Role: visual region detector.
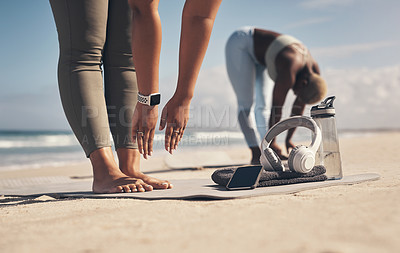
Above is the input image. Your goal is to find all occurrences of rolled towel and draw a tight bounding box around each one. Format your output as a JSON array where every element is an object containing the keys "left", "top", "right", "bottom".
[{"left": 211, "top": 165, "right": 327, "bottom": 187}]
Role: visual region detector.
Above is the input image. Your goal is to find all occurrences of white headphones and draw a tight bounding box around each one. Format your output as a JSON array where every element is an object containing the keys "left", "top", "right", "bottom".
[{"left": 260, "top": 116, "right": 322, "bottom": 173}]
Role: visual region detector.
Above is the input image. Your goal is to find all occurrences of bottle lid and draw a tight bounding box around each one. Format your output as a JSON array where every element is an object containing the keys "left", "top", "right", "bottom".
[{"left": 311, "top": 96, "right": 336, "bottom": 117}]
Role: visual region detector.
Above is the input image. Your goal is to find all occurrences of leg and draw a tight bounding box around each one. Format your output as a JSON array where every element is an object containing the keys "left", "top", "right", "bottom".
[
  {"left": 225, "top": 29, "right": 260, "bottom": 163},
  {"left": 252, "top": 65, "right": 273, "bottom": 164},
  {"left": 50, "top": 0, "right": 152, "bottom": 193},
  {"left": 104, "top": 0, "right": 171, "bottom": 189},
  {"left": 50, "top": 0, "right": 111, "bottom": 156},
  {"left": 254, "top": 64, "right": 273, "bottom": 143}
]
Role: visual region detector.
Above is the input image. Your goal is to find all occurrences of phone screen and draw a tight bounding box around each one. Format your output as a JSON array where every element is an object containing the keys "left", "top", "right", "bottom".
[{"left": 226, "top": 165, "right": 263, "bottom": 190}]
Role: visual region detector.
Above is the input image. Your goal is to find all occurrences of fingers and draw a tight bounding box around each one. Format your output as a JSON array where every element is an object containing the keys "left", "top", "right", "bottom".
[
  {"left": 177, "top": 127, "right": 185, "bottom": 147},
  {"left": 131, "top": 115, "right": 139, "bottom": 145},
  {"left": 165, "top": 125, "right": 185, "bottom": 154},
  {"left": 173, "top": 128, "right": 185, "bottom": 150},
  {"left": 136, "top": 129, "right": 144, "bottom": 156},
  {"left": 147, "top": 128, "right": 155, "bottom": 156},
  {"left": 170, "top": 129, "right": 179, "bottom": 153},
  {"left": 136, "top": 128, "right": 155, "bottom": 159},
  {"left": 164, "top": 125, "right": 173, "bottom": 153},
  {"left": 142, "top": 128, "right": 154, "bottom": 159},
  {"left": 142, "top": 130, "right": 149, "bottom": 159},
  {"left": 131, "top": 103, "right": 158, "bottom": 159},
  {"left": 159, "top": 107, "right": 167, "bottom": 130},
  {"left": 159, "top": 103, "right": 188, "bottom": 154}
]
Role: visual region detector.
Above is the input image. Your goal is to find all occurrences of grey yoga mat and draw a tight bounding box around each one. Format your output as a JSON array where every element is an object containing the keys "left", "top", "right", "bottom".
[
  {"left": 212, "top": 165, "right": 328, "bottom": 187},
  {"left": 0, "top": 173, "right": 380, "bottom": 200}
]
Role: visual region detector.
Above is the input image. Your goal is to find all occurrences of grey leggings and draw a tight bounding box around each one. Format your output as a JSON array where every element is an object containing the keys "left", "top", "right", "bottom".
[{"left": 50, "top": 0, "right": 138, "bottom": 157}]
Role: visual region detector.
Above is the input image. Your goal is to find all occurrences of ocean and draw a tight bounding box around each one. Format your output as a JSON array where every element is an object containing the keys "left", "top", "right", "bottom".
[
  {"left": 0, "top": 129, "right": 247, "bottom": 171},
  {"left": 0, "top": 128, "right": 386, "bottom": 171}
]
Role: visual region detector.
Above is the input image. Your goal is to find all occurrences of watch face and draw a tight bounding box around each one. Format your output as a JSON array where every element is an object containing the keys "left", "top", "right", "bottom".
[{"left": 150, "top": 94, "right": 161, "bottom": 105}]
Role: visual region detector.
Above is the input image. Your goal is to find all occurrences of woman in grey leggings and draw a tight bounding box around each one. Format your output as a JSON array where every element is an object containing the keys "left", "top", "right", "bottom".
[{"left": 50, "top": 0, "right": 221, "bottom": 193}]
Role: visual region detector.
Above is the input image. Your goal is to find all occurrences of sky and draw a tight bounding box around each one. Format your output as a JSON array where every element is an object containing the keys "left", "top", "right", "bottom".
[{"left": 0, "top": 0, "right": 399, "bottom": 131}]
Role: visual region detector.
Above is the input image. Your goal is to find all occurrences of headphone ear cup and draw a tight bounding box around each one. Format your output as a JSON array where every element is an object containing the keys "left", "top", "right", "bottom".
[
  {"left": 288, "top": 145, "right": 315, "bottom": 173},
  {"left": 261, "top": 148, "right": 284, "bottom": 171},
  {"left": 288, "top": 145, "right": 304, "bottom": 172}
]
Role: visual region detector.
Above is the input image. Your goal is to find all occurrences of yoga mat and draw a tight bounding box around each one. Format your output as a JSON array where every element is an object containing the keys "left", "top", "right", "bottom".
[
  {"left": 164, "top": 150, "right": 247, "bottom": 169},
  {"left": 0, "top": 173, "right": 380, "bottom": 200}
]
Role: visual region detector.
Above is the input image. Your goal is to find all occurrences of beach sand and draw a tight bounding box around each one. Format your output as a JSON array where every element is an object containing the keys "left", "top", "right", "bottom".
[{"left": 1, "top": 132, "right": 399, "bottom": 253}]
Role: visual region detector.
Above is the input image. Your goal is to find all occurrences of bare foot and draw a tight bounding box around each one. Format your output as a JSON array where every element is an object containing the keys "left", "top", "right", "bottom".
[
  {"left": 92, "top": 171, "right": 154, "bottom": 194},
  {"left": 125, "top": 171, "right": 173, "bottom": 190},
  {"left": 117, "top": 148, "right": 173, "bottom": 189},
  {"left": 90, "top": 147, "right": 153, "bottom": 193}
]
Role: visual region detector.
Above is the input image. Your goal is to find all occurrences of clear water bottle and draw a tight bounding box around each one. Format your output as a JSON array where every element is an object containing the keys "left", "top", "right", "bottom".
[{"left": 311, "top": 96, "right": 343, "bottom": 180}]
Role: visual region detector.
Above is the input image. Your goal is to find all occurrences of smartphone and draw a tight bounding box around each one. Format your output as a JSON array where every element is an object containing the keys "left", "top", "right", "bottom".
[{"left": 226, "top": 165, "right": 263, "bottom": 190}]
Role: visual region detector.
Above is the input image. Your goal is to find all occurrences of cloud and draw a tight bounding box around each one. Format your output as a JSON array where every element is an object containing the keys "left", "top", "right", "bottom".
[
  {"left": 182, "top": 64, "right": 400, "bottom": 130},
  {"left": 311, "top": 40, "right": 399, "bottom": 59},
  {"left": 172, "top": 65, "right": 241, "bottom": 130},
  {"left": 300, "top": 0, "right": 357, "bottom": 9},
  {"left": 2, "top": 64, "right": 399, "bottom": 131},
  {"left": 283, "top": 17, "right": 332, "bottom": 30},
  {"left": 323, "top": 65, "right": 400, "bottom": 129}
]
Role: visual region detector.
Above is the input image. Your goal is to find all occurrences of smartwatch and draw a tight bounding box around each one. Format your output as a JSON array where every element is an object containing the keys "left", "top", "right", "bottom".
[{"left": 137, "top": 93, "right": 161, "bottom": 106}]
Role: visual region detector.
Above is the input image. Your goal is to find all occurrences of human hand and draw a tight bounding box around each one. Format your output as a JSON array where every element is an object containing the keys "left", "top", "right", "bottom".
[
  {"left": 270, "top": 141, "right": 288, "bottom": 160},
  {"left": 132, "top": 103, "right": 158, "bottom": 159},
  {"left": 159, "top": 97, "right": 190, "bottom": 154},
  {"left": 285, "top": 140, "right": 296, "bottom": 155}
]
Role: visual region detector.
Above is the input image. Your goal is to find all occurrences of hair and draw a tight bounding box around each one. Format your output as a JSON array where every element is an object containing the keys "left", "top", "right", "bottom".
[{"left": 297, "top": 73, "right": 327, "bottom": 104}]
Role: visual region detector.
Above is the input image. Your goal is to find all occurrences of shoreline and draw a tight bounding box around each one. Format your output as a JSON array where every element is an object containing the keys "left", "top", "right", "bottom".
[{"left": 1, "top": 129, "right": 398, "bottom": 173}]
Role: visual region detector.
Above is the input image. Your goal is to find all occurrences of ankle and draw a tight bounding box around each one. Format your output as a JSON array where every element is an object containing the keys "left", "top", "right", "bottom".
[
  {"left": 117, "top": 148, "right": 141, "bottom": 175},
  {"left": 90, "top": 147, "right": 120, "bottom": 180}
]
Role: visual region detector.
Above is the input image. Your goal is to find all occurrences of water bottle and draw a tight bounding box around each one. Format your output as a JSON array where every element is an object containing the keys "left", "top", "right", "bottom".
[{"left": 311, "top": 96, "right": 343, "bottom": 180}]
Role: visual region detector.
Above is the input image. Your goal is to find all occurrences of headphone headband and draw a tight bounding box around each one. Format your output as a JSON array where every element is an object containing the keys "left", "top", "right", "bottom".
[{"left": 261, "top": 116, "right": 321, "bottom": 153}]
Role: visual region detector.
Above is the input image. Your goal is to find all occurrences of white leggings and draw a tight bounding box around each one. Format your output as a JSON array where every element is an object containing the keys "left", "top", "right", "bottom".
[{"left": 225, "top": 27, "right": 273, "bottom": 147}]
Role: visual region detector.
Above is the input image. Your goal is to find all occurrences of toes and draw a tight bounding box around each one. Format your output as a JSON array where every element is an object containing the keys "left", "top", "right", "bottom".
[
  {"left": 96, "top": 178, "right": 157, "bottom": 194},
  {"left": 161, "top": 182, "right": 170, "bottom": 189},
  {"left": 145, "top": 184, "right": 153, "bottom": 191},
  {"left": 122, "top": 185, "right": 131, "bottom": 193},
  {"left": 109, "top": 185, "right": 124, "bottom": 193},
  {"left": 128, "top": 184, "right": 137, "bottom": 192},
  {"left": 136, "top": 183, "right": 145, "bottom": 192},
  {"left": 149, "top": 181, "right": 170, "bottom": 189},
  {"left": 162, "top": 182, "right": 173, "bottom": 189}
]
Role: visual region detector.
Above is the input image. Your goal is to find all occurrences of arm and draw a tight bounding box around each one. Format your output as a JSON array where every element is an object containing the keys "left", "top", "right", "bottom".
[
  {"left": 268, "top": 69, "right": 294, "bottom": 160},
  {"left": 159, "top": 0, "right": 222, "bottom": 153},
  {"left": 285, "top": 96, "right": 306, "bottom": 153},
  {"left": 129, "top": 0, "right": 161, "bottom": 159}
]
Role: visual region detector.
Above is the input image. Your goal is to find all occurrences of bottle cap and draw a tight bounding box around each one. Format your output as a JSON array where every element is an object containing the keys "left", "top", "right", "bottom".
[{"left": 311, "top": 96, "right": 336, "bottom": 117}]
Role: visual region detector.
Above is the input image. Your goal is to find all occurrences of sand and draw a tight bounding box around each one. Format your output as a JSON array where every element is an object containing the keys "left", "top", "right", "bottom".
[{"left": 1, "top": 132, "right": 399, "bottom": 253}]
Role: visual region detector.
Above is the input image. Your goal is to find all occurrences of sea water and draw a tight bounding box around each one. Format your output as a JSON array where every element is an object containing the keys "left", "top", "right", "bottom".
[
  {"left": 0, "top": 130, "right": 247, "bottom": 171},
  {"left": 0, "top": 128, "right": 381, "bottom": 172}
]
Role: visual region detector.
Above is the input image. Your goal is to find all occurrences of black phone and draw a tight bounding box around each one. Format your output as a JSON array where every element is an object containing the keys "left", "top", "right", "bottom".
[{"left": 226, "top": 165, "right": 263, "bottom": 190}]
